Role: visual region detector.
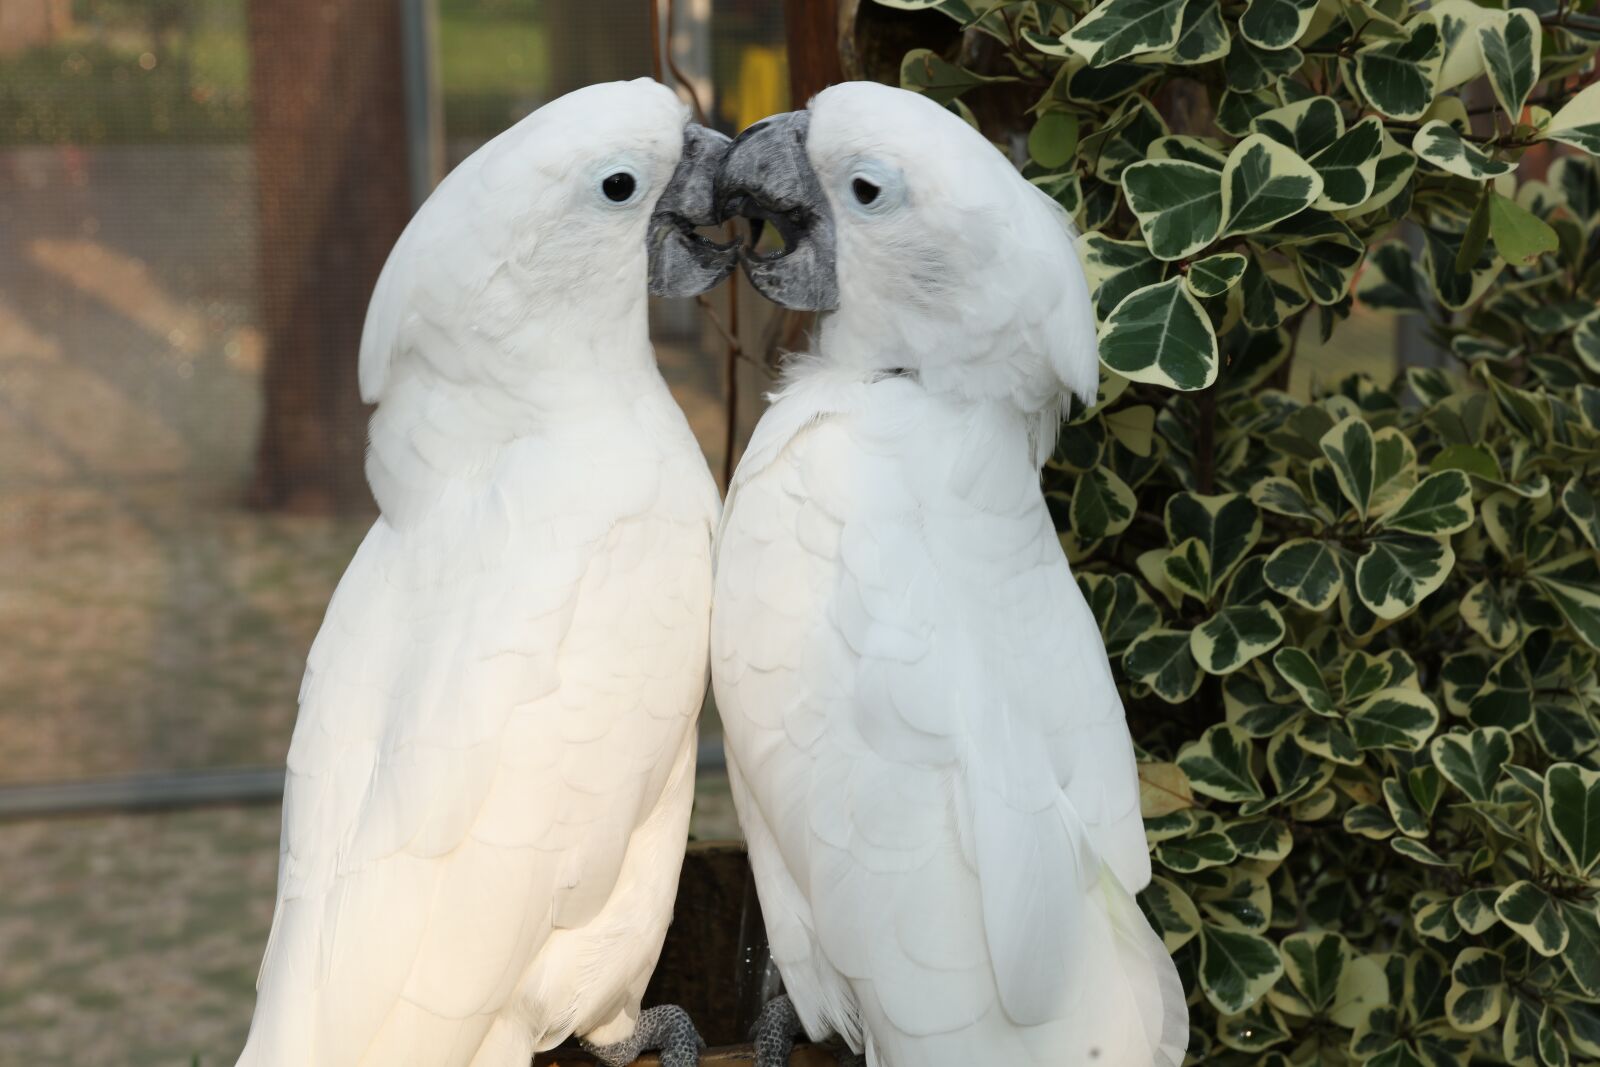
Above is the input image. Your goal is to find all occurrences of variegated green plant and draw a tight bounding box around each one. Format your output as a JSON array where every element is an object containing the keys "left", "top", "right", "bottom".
[{"left": 870, "top": 0, "right": 1600, "bottom": 1063}]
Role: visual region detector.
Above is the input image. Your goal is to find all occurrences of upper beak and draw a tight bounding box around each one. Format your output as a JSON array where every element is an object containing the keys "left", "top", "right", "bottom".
[
  {"left": 714, "top": 111, "right": 839, "bottom": 312},
  {"left": 648, "top": 123, "right": 739, "bottom": 298}
]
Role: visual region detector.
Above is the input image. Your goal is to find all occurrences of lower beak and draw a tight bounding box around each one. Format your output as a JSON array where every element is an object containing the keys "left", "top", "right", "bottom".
[
  {"left": 648, "top": 123, "right": 739, "bottom": 298},
  {"left": 713, "top": 111, "right": 839, "bottom": 312}
]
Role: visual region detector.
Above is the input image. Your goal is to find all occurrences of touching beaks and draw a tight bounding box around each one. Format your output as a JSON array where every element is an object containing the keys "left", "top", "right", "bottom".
[
  {"left": 714, "top": 111, "right": 839, "bottom": 312},
  {"left": 648, "top": 123, "right": 740, "bottom": 299}
]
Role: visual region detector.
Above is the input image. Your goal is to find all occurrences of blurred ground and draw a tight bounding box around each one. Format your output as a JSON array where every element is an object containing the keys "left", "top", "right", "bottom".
[{"left": 0, "top": 789, "right": 742, "bottom": 1067}]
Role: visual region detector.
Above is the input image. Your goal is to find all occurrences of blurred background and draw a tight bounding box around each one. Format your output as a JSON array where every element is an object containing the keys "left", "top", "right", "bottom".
[{"left": 0, "top": 1, "right": 1397, "bottom": 1063}]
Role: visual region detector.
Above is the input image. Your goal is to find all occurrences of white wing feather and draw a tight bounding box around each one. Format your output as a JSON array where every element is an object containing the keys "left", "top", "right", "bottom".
[
  {"left": 241, "top": 393, "right": 715, "bottom": 1067},
  {"left": 714, "top": 371, "right": 1185, "bottom": 1067}
]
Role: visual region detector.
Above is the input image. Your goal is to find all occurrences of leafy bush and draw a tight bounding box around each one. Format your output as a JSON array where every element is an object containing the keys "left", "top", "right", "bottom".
[{"left": 867, "top": 0, "right": 1600, "bottom": 1062}]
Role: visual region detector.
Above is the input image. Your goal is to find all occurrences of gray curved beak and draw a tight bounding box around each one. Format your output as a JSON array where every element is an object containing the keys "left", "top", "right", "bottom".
[
  {"left": 714, "top": 111, "right": 839, "bottom": 312},
  {"left": 648, "top": 123, "right": 739, "bottom": 298}
]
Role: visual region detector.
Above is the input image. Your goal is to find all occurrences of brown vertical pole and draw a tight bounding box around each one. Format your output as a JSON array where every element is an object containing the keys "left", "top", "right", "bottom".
[
  {"left": 245, "top": 0, "right": 412, "bottom": 514},
  {"left": 784, "top": 0, "right": 844, "bottom": 105}
]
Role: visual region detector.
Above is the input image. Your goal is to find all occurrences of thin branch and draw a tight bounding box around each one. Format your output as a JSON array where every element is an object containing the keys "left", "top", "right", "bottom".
[
  {"left": 663, "top": 0, "right": 708, "bottom": 124},
  {"left": 655, "top": 0, "right": 740, "bottom": 490},
  {"left": 648, "top": 0, "right": 662, "bottom": 82}
]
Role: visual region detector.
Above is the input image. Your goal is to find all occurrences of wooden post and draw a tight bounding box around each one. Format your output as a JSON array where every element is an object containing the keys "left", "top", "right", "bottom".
[
  {"left": 244, "top": 0, "right": 413, "bottom": 513},
  {"left": 784, "top": 0, "right": 844, "bottom": 104}
]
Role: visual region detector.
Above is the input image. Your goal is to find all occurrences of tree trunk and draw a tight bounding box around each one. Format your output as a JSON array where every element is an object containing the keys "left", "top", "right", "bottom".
[
  {"left": 245, "top": 0, "right": 412, "bottom": 514},
  {"left": 784, "top": 0, "right": 844, "bottom": 103}
]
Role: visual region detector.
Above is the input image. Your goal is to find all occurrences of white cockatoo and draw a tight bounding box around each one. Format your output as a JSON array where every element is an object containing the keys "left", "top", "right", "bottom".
[
  {"left": 709, "top": 82, "right": 1189, "bottom": 1067},
  {"left": 236, "top": 79, "right": 737, "bottom": 1067}
]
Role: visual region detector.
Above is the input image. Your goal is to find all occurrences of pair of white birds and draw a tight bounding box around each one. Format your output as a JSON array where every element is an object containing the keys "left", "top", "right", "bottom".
[{"left": 236, "top": 78, "right": 1188, "bottom": 1067}]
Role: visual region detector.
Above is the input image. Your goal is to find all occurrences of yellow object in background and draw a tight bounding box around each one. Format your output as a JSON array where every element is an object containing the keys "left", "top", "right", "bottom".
[{"left": 727, "top": 44, "right": 788, "bottom": 134}]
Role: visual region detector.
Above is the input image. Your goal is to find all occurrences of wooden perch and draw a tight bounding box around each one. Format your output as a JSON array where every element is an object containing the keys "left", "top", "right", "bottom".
[{"left": 535, "top": 1044, "right": 842, "bottom": 1065}]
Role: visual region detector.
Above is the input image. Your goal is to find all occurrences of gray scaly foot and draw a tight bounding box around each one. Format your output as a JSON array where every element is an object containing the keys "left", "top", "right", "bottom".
[
  {"left": 750, "top": 994, "right": 805, "bottom": 1067},
  {"left": 581, "top": 1004, "right": 704, "bottom": 1067}
]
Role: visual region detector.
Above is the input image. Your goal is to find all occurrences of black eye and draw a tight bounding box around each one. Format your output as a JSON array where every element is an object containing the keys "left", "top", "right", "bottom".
[
  {"left": 852, "top": 177, "right": 881, "bottom": 205},
  {"left": 602, "top": 172, "right": 636, "bottom": 202}
]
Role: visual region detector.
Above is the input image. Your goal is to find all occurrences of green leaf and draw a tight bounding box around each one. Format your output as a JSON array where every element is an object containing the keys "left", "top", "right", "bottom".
[
  {"left": 1345, "top": 803, "right": 1397, "bottom": 839},
  {"left": 1413, "top": 894, "right": 1461, "bottom": 942},
  {"left": 1154, "top": 829, "right": 1240, "bottom": 871},
  {"left": 1141, "top": 875, "right": 1203, "bottom": 951},
  {"left": 1529, "top": 552, "right": 1600, "bottom": 649},
  {"left": 1272, "top": 647, "right": 1337, "bottom": 715},
  {"left": 1476, "top": 9, "right": 1541, "bottom": 120},
  {"left": 1121, "top": 160, "right": 1224, "bottom": 260},
  {"left": 1357, "top": 242, "right": 1426, "bottom": 313},
  {"left": 1495, "top": 881, "right": 1570, "bottom": 957},
  {"left": 1185, "top": 253, "right": 1247, "bottom": 297},
  {"left": 1543, "top": 763, "right": 1600, "bottom": 876},
  {"left": 1311, "top": 117, "right": 1385, "bottom": 210},
  {"left": 1427, "top": 0, "right": 1492, "bottom": 90},
  {"left": 1240, "top": 259, "right": 1310, "bottom": 329},
  {"left": 1355, "top": 20, "right": 1442, "bottom": 121},
  {"left": 1413, "top": 120, "right": 1515, "bottom": 180},
  {"left": 1200, "top": 923, "right": 1284, "bottom": 1014},
  {"left": 1281, "top": 931, "right": 1349, "bottom": 1013},
  {"left": 1429, "top": 727, "right": 1511, "bottom": 802},
  {"left": 1539, "top": 1005, "right": 1570, "bottom": 1067},
  {"left": 1240, "top": 0, "right": 1318, "bottom": 49},
  {"left": 1071, "top": 465, "right": 1138, "bottom": 541},
  {"left": 1155, "top": 0, "right": 1232, "bottom": 64},
  {"left": 1390, "top": 837, "right": 1451, "bottom": 865},
  {"left": 1560, "top": 903, "right": 1600, "bottom": 996},
  {"left": 1225, "top": 817, "right": 1292, "bottom": 861},
  {"left": 1164, "top": 538, "right": 1213, "bottom": 601},
  {"left": 1461, "top": 579, "right": 1519, "bottom": 650},
  {"left": 1220, "top": 134, "right": 1324, "bottom": 236},
  {"left": 1225, "top": 39, "right": 1304, "bottom": 92},
  {"left": 1505, "top": 996, "right": 1539, "bottom": 1065},
  {"left": 1079, "top": 573, "right": 1162, "bottom": 657},
  {"left": 1319, "top": 417, "right": 1414, "bottom": 519},
  {"left": 1343, "top": 651, "right": 1393, "bottom": 705},
  {"left": 1099, "top": 279, "right": 1219, "bottom": 391},
  {"left": 1077, "top": 233, "right": 1165, "bottom": 321},
  {"left": 1349, "top": 689, "right": 1439, "bottom": 752},
  {"left": 1378, "top": 470, "right": 1474, "bottom": 536},
  {"left": 1561, "top": 478, "right": 1600, "bottom": 550},
  {"left": 1383, "top": 776, "right": 1429, "bottom": 837},
  {"left": 1252, "top": 96, "right": 1343, "bottom": 159},
  {"left": 1063, "top": 0, "right": 1190, "bottom": 66},
  {"left": 1355, "top": 129, "right": 1418, "bottom": 216},
  {"left": 1251, "top": 477, "right": 1323, "bottom": 522},
  {"left": 1127, "top": 629, "right": 1205, "bottom": 703},
  {"left": 1543, "top": 82, "right": 1600, "bottom": 156},
  {"left": 1295, "top": 236, "right": 1365, "bottom": 306},
  {"left": 1263, "top": 539, "right": 1343, "bottom": 611},
  {"left": 1488, "top": 191, "right": 1559, "bottom": 265},
  {"left": 1028, "top": 111, "right": 1079, "bottom": 169},
  {"left": 1192, "top": 603, "right": 1286, "bottom": 674},
  {"left": 1445, "top": 948, "right": 1504, "bottom": 1033},
  {"left": 1356, "top": 536, "right": 1454, "bottom": 620},
  {"left": 1453, "top": 888, "right": 1500, "bottom": 935},
  {"left": 1575, "top": 315, "right": 1600, "bottom": 378},
  {"left": 1263, "top": 731, "right": 1335, "bottom": 811},
  {"left": 899, "top": 49, "right": 1012, "bottom": 105},
  {"left": 1179, "top": 723, "right": 1266, "bottom": 803},
  {"left": 1165, "top": 493, "right": 1262, "bottom": 594}
]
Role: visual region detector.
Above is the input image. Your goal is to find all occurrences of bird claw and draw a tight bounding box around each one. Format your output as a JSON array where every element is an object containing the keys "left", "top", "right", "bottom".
[
  {"left": 750, "top": 994, "right": 804, "bottom": 1067},
  {"left": 581, "top": 1004, "right": 703, "bottom": 1067}
]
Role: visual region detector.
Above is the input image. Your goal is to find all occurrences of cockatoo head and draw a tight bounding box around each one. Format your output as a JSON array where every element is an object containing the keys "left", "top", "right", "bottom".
[
  {"left": 714, "top": 81, "right": 1099, "bottom": 411},
  {"left": 358, "top": 78, "right": 735, "bottom": 402}
]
